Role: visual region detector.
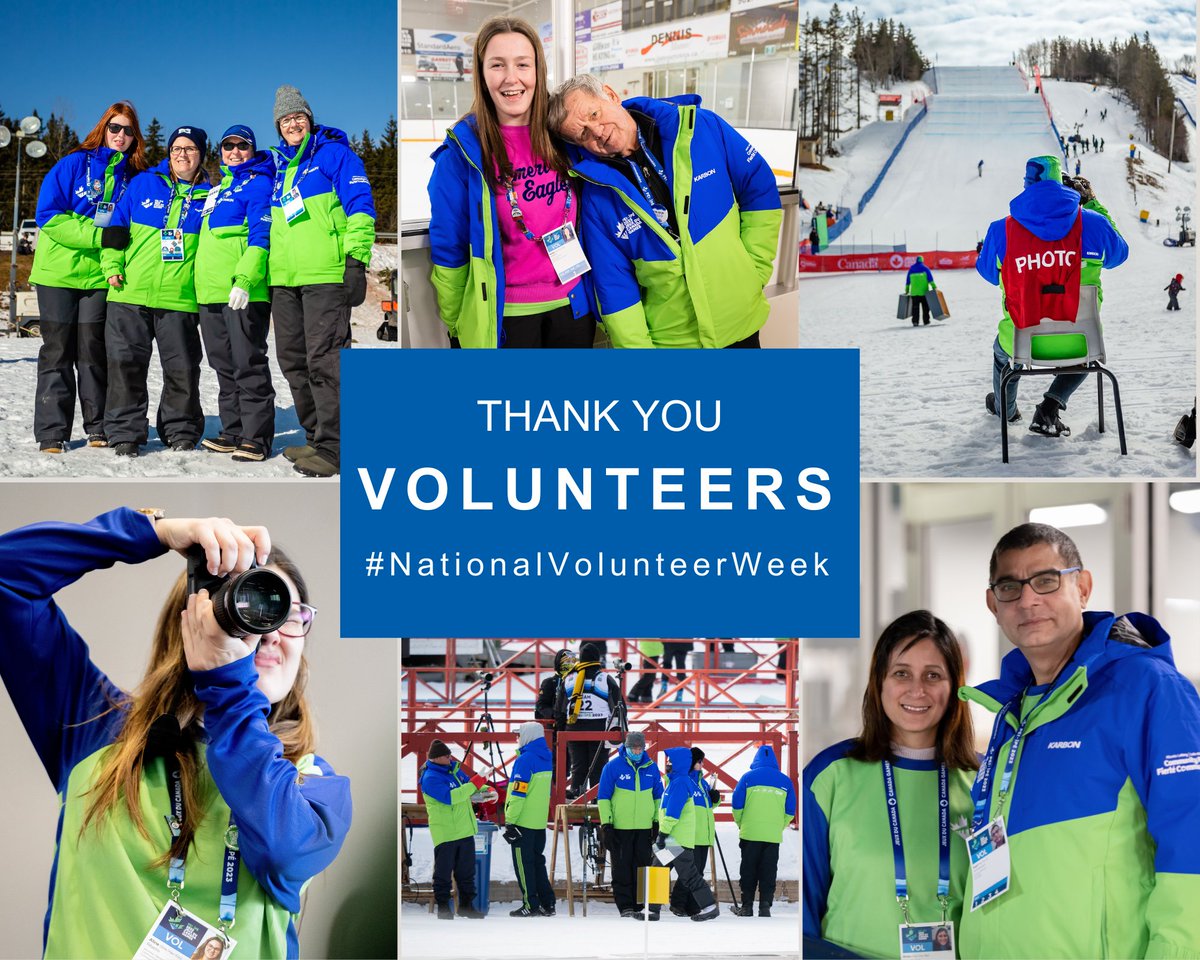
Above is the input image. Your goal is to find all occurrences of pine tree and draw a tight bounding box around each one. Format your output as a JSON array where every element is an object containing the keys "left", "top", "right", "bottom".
[{"left": 145, "top": 117, "right": 165, "bottom": 166}]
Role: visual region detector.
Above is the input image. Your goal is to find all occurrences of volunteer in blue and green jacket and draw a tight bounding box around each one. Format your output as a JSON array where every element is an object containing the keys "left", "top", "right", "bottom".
[
  {"left": 804, "top": 610, "right": 977, "bottom": 958},
  {"left": 195, "top": 125, "right": 276, "bottom": 463},
  {"left": 30, "top": 101, "right": 148, "bottom": 453},
  {"left": 676, "top": 747, "right": 720, "bottom": 917},
  {"left": 598, "top": 730, "right": 664, "bottom": 918},
  {"left": 420, "top": 739, "right": 488, "bottom": 919},
  {"left": 905, "top": 256, "right": 935, "bottom": 326},
  {"left": 957, "top": 522, "right": 1200, "bottom": 960},
  {"left": 503, "top": 722, "right": 556, "bottom": 917},
  {"left": 427, "top": 16, "right": 593, "bottom": 350},
  {"left": 548, "top": 76, "right": 782, "bottom": 349},
  {"left": 657, "top": 745, "right": 719, "bottom": 921},
  {"left": 0, "top": 508, "right": 350, "bottom": 958},
  {"left": 731, "top": 744, "right": 796, "bottom": 917},
  {"left": 268, "top": 85, "right": 376, "bottom": 479},
  {"left": 100, "top": 126, "right": 211, "bottom": 457}
]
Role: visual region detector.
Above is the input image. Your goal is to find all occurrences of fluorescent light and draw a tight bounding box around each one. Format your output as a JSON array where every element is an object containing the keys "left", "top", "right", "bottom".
[
  {"left": 1029, "top": 503, "right": 1108, "bottom": 528},
  {"left": 1169, "top": 489, "right": 1200, "bottom": 514}
]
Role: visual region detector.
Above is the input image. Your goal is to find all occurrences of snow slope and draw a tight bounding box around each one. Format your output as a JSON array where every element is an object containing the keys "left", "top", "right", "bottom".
[
  {"left": 0, "top": 245, "right": 397, "bottom": 478},
  {"left": 800, "top": 78, "right": 1197, "bottom": 479}
]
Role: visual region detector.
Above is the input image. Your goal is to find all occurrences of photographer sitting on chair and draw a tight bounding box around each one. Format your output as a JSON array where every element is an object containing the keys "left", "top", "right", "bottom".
[{"left": 976, "top": 155, "right": 1127, "bottom": 438}]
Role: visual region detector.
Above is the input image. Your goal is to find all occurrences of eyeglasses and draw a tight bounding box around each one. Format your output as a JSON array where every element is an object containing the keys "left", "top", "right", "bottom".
[
  {"left": 277, "top": 602, "right": 318, "bottom": 638},
  {"left": 989, "top": 567, "right": 1081, "bottom": 603},
  {"left": 107, "top": 122, "right": 135, "bottom": 137},
  {"left": 279, "top": 113, "right": 309, "bottom": 129},
  {"left": 169, "top": 146, "right": 199, "bottom": 157},
  {"left": 221, "top": 139, "right": 252, "bottom": 151}
]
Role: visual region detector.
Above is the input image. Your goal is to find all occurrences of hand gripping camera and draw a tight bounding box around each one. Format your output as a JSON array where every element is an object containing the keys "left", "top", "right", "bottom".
[{"left": 185, "top": 546, "right": 292, "bottom": 637}]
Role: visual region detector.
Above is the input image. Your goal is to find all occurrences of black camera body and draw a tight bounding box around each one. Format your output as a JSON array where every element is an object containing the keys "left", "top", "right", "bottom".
[{"left": 185, "top": 546, "right": 291, "bottom": 638}]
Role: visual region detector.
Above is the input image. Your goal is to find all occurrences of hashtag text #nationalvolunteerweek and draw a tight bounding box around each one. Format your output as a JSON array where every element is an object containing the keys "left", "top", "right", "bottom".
[{"left": 362, "top": 550, "right": 831, "bottom": 579}]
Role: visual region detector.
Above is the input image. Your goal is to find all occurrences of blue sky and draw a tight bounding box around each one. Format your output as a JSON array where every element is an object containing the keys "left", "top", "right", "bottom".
[
  {"left": 1, "top": 0, "right": 397, "bottom": 149},
  {"left": 804, "top": 1, "right": 1196, "bottom": 68}
]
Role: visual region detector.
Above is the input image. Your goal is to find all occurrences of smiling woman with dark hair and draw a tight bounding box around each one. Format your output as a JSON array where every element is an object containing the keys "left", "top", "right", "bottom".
[{"left": 803, "top": 610, "right": 978, "bottom": 958}]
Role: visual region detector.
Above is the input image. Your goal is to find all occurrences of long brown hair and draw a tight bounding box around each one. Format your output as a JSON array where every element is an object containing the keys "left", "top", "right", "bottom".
[
  {"left": 78, "top": 101, "right": 149, "bottom": 174},
  {"left": 849, "top": 610, "right": 978, "bottom": 771},
  {"left": 469, "top": 16, "right": 568, "bottom": 190},
  {"left": 80, "top": 546, "right": 316, "bottom": 866}
]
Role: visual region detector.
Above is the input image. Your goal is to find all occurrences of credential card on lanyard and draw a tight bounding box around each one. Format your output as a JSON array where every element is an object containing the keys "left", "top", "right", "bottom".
[
  {"left": 542, "top": 223, "right": 591, "bottom": 284},
  {"left": 132, "top": 901, "right": 238, "bottom": 960},
  {"left": 282, "top": 186, "right": 305, "bottom": 223},
  {"left": 966, "top": 815, "right": 1011, "bottom": 911},
  {"left": 899, "top": 922, "right": 956, "bottom": 956},
  {"left": 201, "top": 190, "right": 219, "bottom": 219},
  {"left": 94, "top": 202, "right": 115, "bottom": 228}
]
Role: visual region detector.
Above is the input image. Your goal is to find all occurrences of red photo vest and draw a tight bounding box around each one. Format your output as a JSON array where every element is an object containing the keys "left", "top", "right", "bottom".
[{"left": 1000, "top": 210, "right": 1083, "bottom": 328}]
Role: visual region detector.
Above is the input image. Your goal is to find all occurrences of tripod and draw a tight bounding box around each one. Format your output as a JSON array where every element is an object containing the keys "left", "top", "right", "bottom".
[{"left": 462, "top": 672, "right": 510, "bottom": 782}]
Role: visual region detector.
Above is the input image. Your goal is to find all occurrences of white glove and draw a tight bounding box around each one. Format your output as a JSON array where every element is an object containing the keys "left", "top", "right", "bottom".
[{"left": 227, "top": 286, "right": 250, "bottom": 311}]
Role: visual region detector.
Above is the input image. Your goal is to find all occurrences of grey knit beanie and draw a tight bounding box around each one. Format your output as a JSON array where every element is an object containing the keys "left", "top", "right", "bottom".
[
  {"left": 274, "top": 85, "right": 313, "bottom": 125},
  {"left": 518, "top": 722, "right": 545, "bottom": 748}
]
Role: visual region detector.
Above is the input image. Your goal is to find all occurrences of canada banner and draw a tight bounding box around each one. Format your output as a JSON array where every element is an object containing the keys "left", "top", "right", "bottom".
[{"left": 798, "top": 250, "right": 979, "bottom": 273}]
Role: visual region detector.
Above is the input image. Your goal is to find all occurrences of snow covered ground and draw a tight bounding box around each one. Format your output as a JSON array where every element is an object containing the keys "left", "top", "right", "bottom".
[
  {"left": 799, "top": 75, "right": 1197, "bottom": 478},
  {"left": 0, "top": 244, "right": 396, "bottom": 478},
  {"left": 400, "top": 899, "right": 800, "bottom": 960}
]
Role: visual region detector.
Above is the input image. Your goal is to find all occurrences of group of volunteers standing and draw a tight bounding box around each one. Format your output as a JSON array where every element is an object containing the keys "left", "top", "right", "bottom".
[
  {"left": 804, "top": 522, "right": 1200, "bottom": 959},
  {"left": 427, "top": 15, "right": 782, "bottom": 349},
  {"left": 419, "top": 724, "right": 796, "bottom": 922},
  {"left": 30, "top": 88, "right": 376, "bottom": 477}
]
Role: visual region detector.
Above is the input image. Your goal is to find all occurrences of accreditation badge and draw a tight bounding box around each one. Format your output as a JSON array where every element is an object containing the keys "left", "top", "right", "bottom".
[
  {"left": 133, "top": 901, "right": 237, "bottom": 959},
  {"left": 93, "top": 202, "right": 115, "bottom": 228},
  {"left": 542, "top": 222, "right": 591, "bottom": 284},
  {"left": 899, "top": 922, "right": 956, "bottom": 956},
  {"left": 200, "top": 189, "right": 219, "bottom": 219},
  {"left": 966, "top": 815, "right": 1011, "bottom": 911},
  {"left": 161, "top": 229, "right": 184, "bottom": 262},
  {"left": 281, "top": 186, "right": 306, "bottom": 223}
]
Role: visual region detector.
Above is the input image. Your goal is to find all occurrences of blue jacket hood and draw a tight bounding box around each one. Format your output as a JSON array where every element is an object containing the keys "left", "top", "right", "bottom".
[
  {"left": 433, "top": 115, "right": 483, "bottom": 169},
  {"left": 976, "top": 611, "right": 1173, "bottom": 704},
  {"left": 664, "top": 746, "right": 694, "bottom": 779},
  {"left": 750, "top": 744, "right": 780, "bottom": 771},
  {"left": 1009, "top": 180, "right": 1083, "bottom": 242},
  {"left": 227, "top": 150, "right": 276, "bottom": 182},
  {"left": 517, "top": 736, "right": 552, "bottom": 765}
]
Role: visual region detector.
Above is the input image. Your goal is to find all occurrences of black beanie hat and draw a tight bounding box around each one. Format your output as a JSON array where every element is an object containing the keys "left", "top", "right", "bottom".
[
  {"left": 691, "top": 747, "right": 705, "bottom": 767},
  {"left": 429, "top": 739, "right": 451, "bottom": 760},
  {"left": 580, "top": 641, "right": 601, "bottom": 661}
]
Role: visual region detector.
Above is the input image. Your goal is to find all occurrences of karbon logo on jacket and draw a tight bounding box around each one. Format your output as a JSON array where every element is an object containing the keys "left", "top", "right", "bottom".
[{"left": 1046, "top": 740, "right": 1083, "bottom": 749}]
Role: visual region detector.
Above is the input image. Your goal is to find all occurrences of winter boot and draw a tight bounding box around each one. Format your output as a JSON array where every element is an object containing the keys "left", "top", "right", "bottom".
[
  {"left": 692, "top": 904, "right": 720, "bottom": 922},
  {"left": 759, "top": 904, "right": 772, "bottom": 917},
  {"left": 658, "top": 678, "right": 668, "bottom": 697},
  {"left": 1030, "top": 397, "right": 1070, "bottom": 437},
  {"left": 985, "top": 392, "right": 1022, "bottom": 423},
  {"left": 621, "top": 909, "right": 647, "bottom": 920},
  {"left": 537, "top": 904, "right": 556, "bottom": 917},
  {"left": 459, "top": 904, "right": 486, "bottom": 919},
  {"left": 731, "top": 903, "right": 753, "bottom": 917},
  {"left": 86, "top": 434, "right": 108, "bottom": 448},
  {"left": 39, "top": 439, "right": 68, "bottom": 454},
  {"left": 293, "top": 452, "right": 339, "bottom": 477},
  {"left": 113, "top": 442, "right": 140, "bottom": 457},
  {"left": 436, "top": 903, "right": 453, "bottom": 920},
  {"left": 283, "top": 443, "right": 316, "bottom": 463},
  {"left": 670, "top": 906, "right": 692, "bottom": 918},
  {"left": 201, "top": 434, "right": 238, "bottom": 453},
  {"left": 648, "top": 907, "right": 660, "bottom": 921}
]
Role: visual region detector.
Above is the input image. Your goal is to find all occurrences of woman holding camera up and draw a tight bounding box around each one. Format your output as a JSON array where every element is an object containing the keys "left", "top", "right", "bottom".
[
  {"left": 268, "top": 85, "right": 376, "bottom": 479},
  {"left": 0, "top": 508, "right": 350, "bottom": 958},
  {"left": 101, "top": 126, "right": 212, "bottom": 457}
]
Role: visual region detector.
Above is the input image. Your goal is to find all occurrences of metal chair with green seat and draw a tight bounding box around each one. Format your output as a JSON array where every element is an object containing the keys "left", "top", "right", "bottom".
[{"left": 999, "top": 285, "right": 1127, "bottom": 463}]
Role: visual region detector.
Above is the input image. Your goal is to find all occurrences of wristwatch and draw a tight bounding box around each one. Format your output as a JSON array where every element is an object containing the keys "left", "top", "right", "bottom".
[{"left": 135, "top": 507, "right": 165, "bottom": 523}]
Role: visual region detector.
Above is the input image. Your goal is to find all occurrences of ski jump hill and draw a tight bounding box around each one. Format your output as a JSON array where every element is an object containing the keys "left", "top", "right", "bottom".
[{"left": 838, "top": 66, "right": 1060, "bottom": 250}]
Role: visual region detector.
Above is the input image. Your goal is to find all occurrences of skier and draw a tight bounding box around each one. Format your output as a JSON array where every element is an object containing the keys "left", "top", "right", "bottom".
[
  {"left": 556, "top": 642, "right": 623, "bottom": 799},
  {"left": 977, "top": 155, "right": 1128, "bottom": 436},
  {"left": 904, "top": 255, "right": 936, "bottom": 326},
  {"left": 1166, "top": 273, "right": 1185, "bottom": 310},
  {"left": 978, "top": 159, "right": 984, "bottom": 178}
]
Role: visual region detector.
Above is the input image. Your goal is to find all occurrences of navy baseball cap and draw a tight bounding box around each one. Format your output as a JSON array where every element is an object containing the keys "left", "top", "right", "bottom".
[{"left": 219, "top": 125, "right": 257, "bottom": 152}]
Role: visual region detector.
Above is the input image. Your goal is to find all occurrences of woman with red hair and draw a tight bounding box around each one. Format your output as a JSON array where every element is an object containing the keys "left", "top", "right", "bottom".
[{"left": 29, "top": 102, "right": 147, "bottom": 453}]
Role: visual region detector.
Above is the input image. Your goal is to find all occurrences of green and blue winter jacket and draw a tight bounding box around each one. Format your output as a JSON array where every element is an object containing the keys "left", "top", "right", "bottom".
[
  {"left": 658, "top": 747, "right": 700, "bottom": 848},
  {"left": 420, "top": 759, "right": 484, "bottom": 846},
  {"left": 30, "top": 147, "right": 134, "bottom": 290},
  {"left": 99, "top": 159, "right": 210, "bottom": 312},
  {"left": 569, "top": 96, "right": 782, "bottom": 348},
  {"left": 804, "top": 742, "right": 975, "bottom": 959},
  {"left": 269, "top": 125, "right": 375, "bottom": 286},
  {"left": 597, "top": 746, "right": 663, "bottom": 829},
  {"left": 732, "top": 744, "right": 797, "bottom": 843},
  {"left": 977, "top": 181, "right": 1128, "bottom": 355},
  {"left": 690, "top": 769, "right": 717, "bottom": 846},
  {"left": 427, "top": 116, "right": 591, "bottom": 347},
  {"left": 504, "top": 736, "right": 553, "bottom": 829},
  {"left": 0, "top": 508, "right": 352, "bottom": 959},
  {"left": 905, "top": 261, "right": 935, "bottom": 297},
  {"left": 195, "top": 151, "right": 274, "bottom": 304},
  {"left": 957, "top": 612, "right": 1200, "bottom": 960}
]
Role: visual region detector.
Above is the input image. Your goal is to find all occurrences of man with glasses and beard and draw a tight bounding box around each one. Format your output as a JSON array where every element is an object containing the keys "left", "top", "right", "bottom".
[{"left": 956, "top": 522, "right": 1200, "bottom": 959}]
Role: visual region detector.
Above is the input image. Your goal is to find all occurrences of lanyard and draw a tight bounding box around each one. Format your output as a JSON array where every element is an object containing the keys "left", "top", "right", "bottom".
[
  {"left": 162, "top": 178, "right": 204, "bottom": 231},
  {"left": 970, "top": 685, "right": 1047, "bottom": 830},
  {"left": 273, "top": 134, "right": 316, "bottom": 202},
  {"left": 503, "top": 174, "right": 572, "bottom": 243},
  {"left": 881, "top": 759, "right": 950, "bottom": 924},
  {"left": 84, "top": 152, "right": 125, "bottom": 205},
  {"left": 163, "top": 756, "right": 241, "bottom": 934},
  {"left": 626, "top": 129, "right": 671, "bottom": 226}
]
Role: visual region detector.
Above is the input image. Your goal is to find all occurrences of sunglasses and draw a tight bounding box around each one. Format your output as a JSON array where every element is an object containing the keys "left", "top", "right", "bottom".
[
  {"left": 221, "top": 139, "right": 252, "bottom": 151},
  {"left": 107, "top": 122, "right": 135, "bottom": 137}
]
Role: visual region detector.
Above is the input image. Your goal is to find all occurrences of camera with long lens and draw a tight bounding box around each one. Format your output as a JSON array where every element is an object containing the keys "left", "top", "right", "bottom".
[{"left": 185, "top": 546, "right": 291, "bottom": 638}]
